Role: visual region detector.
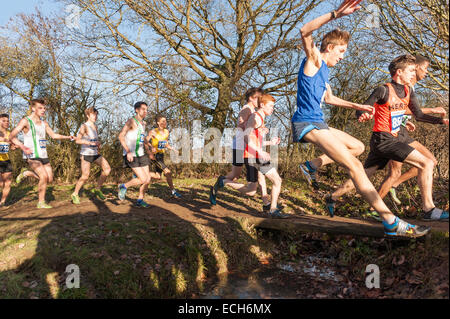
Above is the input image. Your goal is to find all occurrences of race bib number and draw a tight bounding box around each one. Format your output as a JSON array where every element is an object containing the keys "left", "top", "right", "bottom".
[
  {"left": 157, "top": 140, "right": 167, "bottom": 150},
  {"left": 391, "top": 110, "right": 405, "bottom": 134},
  {"left": 139, "top": 134, "right": 145, "bottom": 143},
  {"left": 89, "top": 139, "right": 98, "bottom": 148},
  {"left": 0, "top": 144, "right": 9, "bottom": 154},
  {"left": 39, "top": 139, "right": 47, "bottom": 149}
]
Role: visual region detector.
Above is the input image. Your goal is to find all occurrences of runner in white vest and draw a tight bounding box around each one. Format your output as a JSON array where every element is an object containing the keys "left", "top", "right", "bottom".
[
  {"left": 71, "top": 107, "right": 111, "bottom": 204},
  {"left": 9, "top": 99, "right": 74, "bottom": 209},
  {"left": 117, "top": 101, "right": 151, "bottom": 207}
]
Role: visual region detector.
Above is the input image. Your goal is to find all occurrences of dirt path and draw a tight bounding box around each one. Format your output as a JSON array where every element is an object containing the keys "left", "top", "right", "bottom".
[{"left": 2, "top": 196, "right": 448, "bottom": 237}]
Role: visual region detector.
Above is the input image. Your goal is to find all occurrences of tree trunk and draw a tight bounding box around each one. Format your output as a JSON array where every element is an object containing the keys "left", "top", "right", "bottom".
[{"left": 211, "top": 87, "right": 233, "bottom": 133}]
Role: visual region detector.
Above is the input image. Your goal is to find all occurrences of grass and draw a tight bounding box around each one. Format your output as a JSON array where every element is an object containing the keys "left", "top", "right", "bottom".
[{"left": 0, "top": 176, "right": 448, "bottom": 298}]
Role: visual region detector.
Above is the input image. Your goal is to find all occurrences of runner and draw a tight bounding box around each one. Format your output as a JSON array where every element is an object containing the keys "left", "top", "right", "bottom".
[
  {"left": 212, "top": 87, "right": 276, "bottom": 211},
  {"left": 329, "top": 54, "right": 448, "bottom": 222},
  {"left": 117, "top": 101, "right": 151, "bottom": 207},
  {"left": 9, "top": 99, "right": 75, "bottom": 209},
  {"left": 71, "top": 107, "right": 111, "bottom": 204},
  {"left": 291, "top": 0, "right": 431, "bottom": 237},
  {"left": 374, "top": 54, "right": 446, "bottom": 207},
  {"left": 0, "top": 113, "right": 17, "bottom": 207},
  {"left": 147, "top": 114, "right": 182, "bottom": 198},
  {"left": 210, "top": 94, "right": 285, "bottom": 218}
]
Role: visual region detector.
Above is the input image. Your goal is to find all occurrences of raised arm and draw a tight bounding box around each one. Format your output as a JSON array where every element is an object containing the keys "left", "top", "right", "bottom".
[
  {"left": 324, "top": 84, "right": 375, "bottom": 114},
  {"left": 9, "top": 118, "right": 32, "bottom": 154},
  {"left": 118, "top": 119, "right": 133, "bottom": 154},
  {"left": 301, "top": 1, "right": 363, "bottom": 71},
  {"left": 75, "top": 124, "right": 94, "bottom": 146},
  {"left": 45, "top": 122, "right": 74, "bottom": 140}
]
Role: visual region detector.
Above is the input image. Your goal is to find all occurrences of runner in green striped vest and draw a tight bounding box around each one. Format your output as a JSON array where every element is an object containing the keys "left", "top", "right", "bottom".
[
  {"left": 117, "top": 102, "right": 152, "bottom": 207},
  {"left": 9, "top": 99, "right": 75, "bottom": 209}
]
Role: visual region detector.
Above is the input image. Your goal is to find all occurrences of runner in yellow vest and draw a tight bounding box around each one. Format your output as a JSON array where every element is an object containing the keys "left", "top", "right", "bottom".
[
  {"left": 9, "top": 99, "right": 75, "bottom": 208},
  {"left": 0, "top": 113, "right": 17, "bottom": 207},
  {"left": 147, "top": 115, "right": 182, "bottom": 198}
]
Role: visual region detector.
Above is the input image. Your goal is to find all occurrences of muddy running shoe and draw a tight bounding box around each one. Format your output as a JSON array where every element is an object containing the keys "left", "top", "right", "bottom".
[
  {"left": 389, "top": 187, "right": 402, "bottom": 205},
  {"left": 37, "top": 202, "right": 52, "bottom": 209},
  {"left": 365, "top": 208, "right": 382, "bottom": 222},
  {"left": 300, "top": 161, "right": 319, "bottom": 190},
  {"left": 423, "top": 207, "right": 449, "bottom": 222},
  {"left": 383, "top": 217, "right": 431, "bottom": 238},
  {"left": 136, "top": 199, "right": 150, "bottom": 208},
  {"left": 91, "top": 188, "right": 106, "bottom": 200},
  {"left": 209, "top": 186, "right": 217, "bottom": 205},
  {"left": 262, "top": 203, "right": 283, "bottom": 212},
  {"left": 214, "top": 176, "right": 225, "bottom": 191},
  {"left": 71, "top": 193, "right": 81, "bottom": 205},
  {"left": 118, "top": 184, "right": 127, "bottom": 201},
  {"left": 325, "top": 195, "right": 336, "bottom": 217},
  {"left": 171, "top": 189, "right": 182, "bottom": 198},
  {"left": 15, "top": 168, "right": 28, "bottom": 184},
  {"left": 268, "top": 209, "right": 289, "bottom": 219}
]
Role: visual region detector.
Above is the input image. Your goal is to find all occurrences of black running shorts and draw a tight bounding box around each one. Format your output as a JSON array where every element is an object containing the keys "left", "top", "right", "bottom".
[
  {"left": 0, "top": 160, "right": 12, "bottom": 173},
  {"left": 151, "top": 153, "right": 168, "bottom": 173},
  {"left": 364, "top": 132, "right": 415, "bottom": 170},
  {"left": 82, "top": 154, "right": 102, "bottom": 163},
  {"left": 244, "top": 158, "right": 275, "bottom": 183},
  {"left": 28, "top": 158, "right": 50, "bottom": 165},
  {"left": 292, "top": 121, "right": 329, "bottom": 143},
  {"left": 123, "top": 155, "right": 150, "bottom": 168}
]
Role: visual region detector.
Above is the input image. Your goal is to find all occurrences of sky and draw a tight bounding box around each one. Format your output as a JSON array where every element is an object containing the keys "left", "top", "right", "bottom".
[{"left": 0, "top": 0, "right": 63, "bottom": 26}]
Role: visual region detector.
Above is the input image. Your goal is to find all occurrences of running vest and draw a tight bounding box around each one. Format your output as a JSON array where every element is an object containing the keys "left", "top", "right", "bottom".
[
  {"left": 292, "top": 57, "right": 329, "bottom": 123},
  {"left": 80, "top": 122, "right": 99, "bottom": 156},
  {"left": 0, "top": 131, "right": 10, "bottom": 161},
  {"left": 234, "top": 104, "right": 255, "bottom": 151},
  {"left": 150, "top": 128, "right": 169, "bottom": 154},
  {"left": 123, "top": 117, "right": 145, "bottom": 157},
  {"left": 23, "top": 117, "right": 48, "bottom": 159},
  {"left": 373, "top": 83, "right": 410, "bottom": 136},
  {"left": 244, "top": 112, "right": 265, "bottom": 159}
]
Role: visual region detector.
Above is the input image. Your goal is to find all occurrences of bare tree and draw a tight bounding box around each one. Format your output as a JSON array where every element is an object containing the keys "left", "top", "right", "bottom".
[{"left": 67, "top": 0, "right": 320, "bottom": 131}]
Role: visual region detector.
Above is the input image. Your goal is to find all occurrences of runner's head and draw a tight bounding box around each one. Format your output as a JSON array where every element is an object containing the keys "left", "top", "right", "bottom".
[
  {"left": 414, "top": 54, "right": 430, "bottom": 82},
  {"left": 320, "top": 29, "right": 350, "bottom": 67},
  {"left": 85, "top": 107, "right": 98, "bottom": 123},
  {"left": 30, "top": 99, "right": 47, "bottom": 118},
  {"left": 0, "top": 113, "right": 9, "bottom": 129},
  {"left": 155, "top": 114, "right": 167, "bottom": 129},
  {"left": 133, "top": 101, "right": 148, "bottom": 120},
  {"left": 257, "top": 94, "right": 275, "bottom": 116},
  {"left": 245, "top": 87, "right": 264, "bottom": 108},
  {"left": 389, "top": 55, "right": 416, "bottom": 85}
]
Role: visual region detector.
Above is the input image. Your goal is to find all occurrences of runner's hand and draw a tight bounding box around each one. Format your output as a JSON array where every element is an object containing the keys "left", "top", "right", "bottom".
[
  {"left": 270, "top": 137, "right": 281, "bottom": 145},
  {"left": 358, "top": 112, "right": 373, "bottom": 122},
  {"left": 22, "top": 146, "right": 32, "bottom": 155},
  {"left": 443, "top": 119, "right": 449, "bottom": 126},
  {"left": 149, "top": 153, "right": 155, "bottom": 160},
  {"left": 356, "top": 104, "right": 375, "bottom": 114},
  {"left": 336, "top": 0, "right": 363, "bottom": 18},
  {"left": 126, "top": 152, "right": 134, "bottom": 162},
  {"left": 432, "top": 107, "right": 446, "bottom": 117},
  {"left": 259, "top": 151, "right": 271, "bottom": 162},
  {"left": 405, "top": 121, "right": 416, "bottom": 132}
]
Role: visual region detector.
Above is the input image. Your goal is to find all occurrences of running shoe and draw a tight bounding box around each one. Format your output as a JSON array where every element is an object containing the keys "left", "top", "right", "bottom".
[
  {"left": 325, "top": 195, "right": 336, "bottom": 217},
  {"left": 423, "top": 207, "right": 449, "bottom": 222},
  {"left": 16, "top": 168, "right": 28, "bottom": 184},
  {"left": 268, "top": 209, "right": 289, "bottom": 219},
  {"left": 365, "top": 208, "right": 382, "bottom": 221},
  {"left": 171, "top": 189, "right": 182, "bottom": 198},
  {"left": 389, "top": 187, "right": 402, "bottom": 205},
  {"left": 71, "top": 194, "right": 81, "bottom": 205},
  {"left": 299, "top": 161, "right": 319, "bottom": 190},
  {"left": 383, "top": 217, "right": 431, "bottom": 238},
  {"left": 91, "top": 188, "right": 106, "bottom": 200},
  {"left": 209, "top": 186, "right": 217, "bottom": 205},
  {"left": 37, "top": 202, "right": 52, "bottom": 209},
  {"left": 118, "top": 184, "right": 127, "bottom": 201},
  {"left": 136, "top": 200, "right": 150, "bottom": 208},
  {"left": 262, "top": 203, "right": 283, "bottom": 212},
  {"left": 214, "top": 176, "right": 225, "bottom": 191}
]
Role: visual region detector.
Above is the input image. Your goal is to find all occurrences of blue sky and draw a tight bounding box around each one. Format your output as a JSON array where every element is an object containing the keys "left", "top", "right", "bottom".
[{"left": 0, "top": 0, "right": 63, "bottom": 26}]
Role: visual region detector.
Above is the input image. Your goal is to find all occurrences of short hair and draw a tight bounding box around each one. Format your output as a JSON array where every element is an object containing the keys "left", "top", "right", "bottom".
[
  {"left": 388, "top": 54, "right": 416, "bottom": 77},
  {"left": 134, "top": 101, "right": 148, "bottom": 111},
  {"left": 414, "top": 54, "right": 429, "bottom": 66},
  {"left": 320, "top": 29, "right": 350, "bottom": 52},
  {"left": 257, "top": 94, "right": 276, "bottom": 108},
  {"left": 84, "top": 107, "right": 98, "bottom": 118},
  {"left": 245, "top": 87, "right": 265, "bottom": 103},
  {"left": 155, "top": 114, "right": 166, "bottom": 124},
  {"left": 0, "top": 113, "right": 9, "bottom": 119},
  {"left": 30, "top": 99, "right": 46, "bottom": 108}
]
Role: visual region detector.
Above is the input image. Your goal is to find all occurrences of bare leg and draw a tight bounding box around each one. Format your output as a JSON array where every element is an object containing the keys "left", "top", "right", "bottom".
[
  {"left": 0, "top": 172, "right": 12, "bottom": 204},
  {"left": 95, "top": 156, "right": 111, "bottom": 188},
  {"left": 264, "top": 169, "right": 282, "bottom": 211},
  {"left": 378, "top": 160, "right": 403, "bottom": 200},
  {"left": 73, "top": 157, "right": 91, "bottom": 196},
  {"left": 28, "top": 160, "right": 49, "bottom": 204},
  {"left": 132, "top": 166, "right": 151, "bottom": 200},
  {"left": 225, "top": 165, "right": 243, "bottom": 181}
]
